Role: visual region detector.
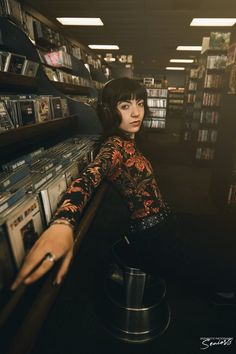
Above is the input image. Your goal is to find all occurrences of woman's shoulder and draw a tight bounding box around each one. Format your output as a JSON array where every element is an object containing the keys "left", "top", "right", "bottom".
[{"left": 102, "top": 135, "right": 124, "bottom": 149}]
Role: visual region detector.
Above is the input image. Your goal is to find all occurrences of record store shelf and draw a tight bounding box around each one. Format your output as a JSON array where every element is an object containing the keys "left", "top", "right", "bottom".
[
  {"left": 0, "top": 115, "right": 78, "bottom": 164},
  {"left": 0, "top": 11, "right": 106, "bottom": 354},
  {"left": 0, "top": 72, "right": 38, "bottom": 91},
  {"left": 52, "top": 81, "right": 92, "bottom": 95}
]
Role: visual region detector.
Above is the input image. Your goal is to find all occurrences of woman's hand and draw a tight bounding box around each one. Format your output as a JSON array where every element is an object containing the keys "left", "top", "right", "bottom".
[{"left": 11, "top": 224, "right": 74, "bottom": 290}]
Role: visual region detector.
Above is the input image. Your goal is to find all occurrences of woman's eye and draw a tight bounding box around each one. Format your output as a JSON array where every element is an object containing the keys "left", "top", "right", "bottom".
[
  {"left": 138, "top": 101, "right": 144, "bottom": 107},
  {"left": 120, "top": 104, "right": 129, "bottom": 110}
]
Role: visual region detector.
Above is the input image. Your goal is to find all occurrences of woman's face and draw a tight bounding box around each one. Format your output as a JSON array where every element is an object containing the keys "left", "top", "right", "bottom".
[{"left": 116, "top": 99, "right": 145, "bottom": 137}]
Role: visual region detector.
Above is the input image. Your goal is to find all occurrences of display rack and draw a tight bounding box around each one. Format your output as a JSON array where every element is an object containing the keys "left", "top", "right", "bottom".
[
  {"left": 210, "top": 27, "right": 236, "bottom": 210},
  {"left": 167, "top": 87, "right": 185, "bottom": 118},
  {"left": 144, "top": 86, "right": 168, "bottom": 130},
  {"left": 0, "top": 5, "right": 108, "bottom": 354},
  {"left": 181, "top": 65, "right": 199, "bottom": 143},
  {"left": 192, "top": 32, "right": 230, "bottom": 164}
]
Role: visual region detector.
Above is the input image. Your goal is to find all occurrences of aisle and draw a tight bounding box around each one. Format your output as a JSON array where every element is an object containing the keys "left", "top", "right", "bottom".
[
  {"left": 141, "top": 115, "right": 218, "bottom": 215},
  {"left": 31, "top": 118, "right": 236, "bottom": 354}
]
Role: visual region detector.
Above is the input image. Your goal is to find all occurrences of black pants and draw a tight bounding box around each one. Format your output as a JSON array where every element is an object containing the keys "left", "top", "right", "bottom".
[{"left": 127, "top": 215, "right": 236, "bottom": 292}]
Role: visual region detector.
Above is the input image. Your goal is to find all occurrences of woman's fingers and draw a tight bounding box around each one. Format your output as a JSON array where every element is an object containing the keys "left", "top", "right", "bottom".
[
  {"left": 11, "top": 224, "right": 74, "bottom": 290},
  {"left": 23, "top": 248, "right": 73, "bottom": 286},
  {"left": 11, "top": 249, "right": 56, "bottom": 290},
  {"left": 23, "top": 253, "right": 56, "bottom": 284},
  {"left": 55, "top": 249, "right": 73, "bottom": 285}
]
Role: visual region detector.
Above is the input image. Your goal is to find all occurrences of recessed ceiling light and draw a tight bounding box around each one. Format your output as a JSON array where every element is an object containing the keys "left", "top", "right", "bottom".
[
  {"left": 57, "top": 17, "right": 104, "bottom": 26},
  {"left": 166, "top": 67, "right": 185, "bottom": 70},
  {"left": 190, "top": 18, "right": 236, "bottom": 27},
  {"left": 104, "top": 57, "right": 116, "bottom": 62},
  {"left": 177, "top": 46, "right": 202, "bottom": 51},
  {"left": 88, "top": 45, "right": 119, "bottom": 50},
  {"left": 170, "top": 59, "right": 194, "bottom": 63}
]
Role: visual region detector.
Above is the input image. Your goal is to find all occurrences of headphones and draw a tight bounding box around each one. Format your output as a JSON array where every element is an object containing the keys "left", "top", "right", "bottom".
[
  {"left": 97, "top": 79, "right": 118, "bottom": 128},
  {"left": 98, "top": 79, "right": 114, "bottom": 105}
]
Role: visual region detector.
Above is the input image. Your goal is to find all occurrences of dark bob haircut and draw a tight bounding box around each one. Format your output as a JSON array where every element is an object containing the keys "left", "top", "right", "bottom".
[{"left": 97, "top": 77, "right": 148, "bottom": 138}]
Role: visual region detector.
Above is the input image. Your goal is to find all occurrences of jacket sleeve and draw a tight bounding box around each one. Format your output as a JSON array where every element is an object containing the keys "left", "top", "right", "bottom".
[{"left": 51, "top": 137, "right": 123, "bottom": 229}]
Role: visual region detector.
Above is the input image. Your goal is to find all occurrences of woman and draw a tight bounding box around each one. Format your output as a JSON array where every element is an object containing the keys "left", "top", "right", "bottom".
[{"left": 11, "top": 78, "right": 236, "bottom": 302}]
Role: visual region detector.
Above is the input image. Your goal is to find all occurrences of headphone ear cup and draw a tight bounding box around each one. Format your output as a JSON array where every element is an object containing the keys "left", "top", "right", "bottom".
[
  {"left": 103, "top": 104, "right": 113, "bottom": 121},
  {"left": 97, "top": 79, "right": 117, "bottom": 131},
  {"left": 97, "top": 88, "right": 111, "bottom": 119},
  {"left": 97, "top": 102, "right": 114, "bottom": 131}
]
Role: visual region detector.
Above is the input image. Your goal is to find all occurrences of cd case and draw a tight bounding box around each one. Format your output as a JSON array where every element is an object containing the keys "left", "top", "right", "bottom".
[
  {"left": 39, "top": 174, "right": 67, "bottom": 225},
  {"left": 35, "top": 96, "right": 52, "bottom": 123},
  {"left": 17, "top": 99, "right": 36, "bottom": 126},
  {"left": 21, "top": 60, "right": 39, "bottom": 77},
  {"left": 0, "top": 99, "right": 14, "bottom": 131},
  {"left": 4, "top": 52, "right": 26, "bottom": 74},
  {"left": 4, "top": 196, "right": 43, "bottom": 269}
]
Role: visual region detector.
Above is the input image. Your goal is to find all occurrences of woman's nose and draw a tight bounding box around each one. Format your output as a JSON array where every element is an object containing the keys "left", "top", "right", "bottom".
[{"left": 131, "top": 104, "right": 139, "bottom": 116}]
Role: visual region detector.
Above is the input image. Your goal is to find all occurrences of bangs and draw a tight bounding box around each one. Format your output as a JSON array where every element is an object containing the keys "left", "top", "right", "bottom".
[
  {"left": 102, "top": 78, "right": 147, "bottom": 107},
  {"left": 115, "top": 84, "right": 147, "bottom": 104}
]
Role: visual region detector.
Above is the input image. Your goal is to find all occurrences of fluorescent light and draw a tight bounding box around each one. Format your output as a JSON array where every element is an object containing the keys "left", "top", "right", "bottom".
[
  {"left": 88, "top": 45, "right": 119, "bottom": 50},
  {"left": 190, "top": 18, "right": 236, "bottom": 27},
  {"left": 170, "top": 59, "right": 194, "bottom": 63},
  {"left": 177, "top": 46, "right": 202, "bottom": 51},
  {"left": 166, "top": 67, "right": 185, "bottom": 70},
  {"left": 57, "top": 17, "right": 104, "bottom": 26},
  {"left": 104, "top": 57, "right": 116, "bottom": 62}
]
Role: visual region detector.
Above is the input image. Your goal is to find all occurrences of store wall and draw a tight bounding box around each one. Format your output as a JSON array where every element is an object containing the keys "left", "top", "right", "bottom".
[
  {"left": 166, "top": 71, "right": 185, "bottom": 87},
  {"left": 109, "top": 61, "right": 133, "bottom": 78}
]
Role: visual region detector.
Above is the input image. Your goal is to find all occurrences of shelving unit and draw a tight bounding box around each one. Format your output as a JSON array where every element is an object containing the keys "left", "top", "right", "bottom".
[
  {"left": 52, "top": 82, "right": 92, "bottom": 96},
  {"left": 0, "top": 5, "right": 108, "bottom": 354},
  {"left": 191, "top": 33, "right": 232, "bottom": 164},
  {"left": 210, "top": 27, "right": 236, "bottom": 211},
  {"left": 193, "top": 47, "right": 227, "bottom": 164},
  {"left": 167, "top": 87, "right": 185, "bottom": 118},
  {"left": 144, "top": 87, "right": 168, "bottom": 130},
  {"left": 0, "top": 72, "right": 38, "bottom": 90},
  {"left": 181, "top": 66, "right": 199, "bottom": 143}
]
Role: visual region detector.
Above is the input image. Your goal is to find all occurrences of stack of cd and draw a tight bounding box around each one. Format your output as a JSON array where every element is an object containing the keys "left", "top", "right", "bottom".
[{"left": 0, "top": 134, "right": 101, "bottom": 304}]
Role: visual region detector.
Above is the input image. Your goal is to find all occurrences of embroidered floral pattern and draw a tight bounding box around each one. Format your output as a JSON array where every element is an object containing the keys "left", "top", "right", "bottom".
[{"left": 53, "top": 135, "right": 166, "bottom": 228}]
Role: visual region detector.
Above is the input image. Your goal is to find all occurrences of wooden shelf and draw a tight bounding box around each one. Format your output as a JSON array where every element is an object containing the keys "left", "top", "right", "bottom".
[
  {"left": 0, "top": 72, "right": 38, "bottom": 91},
  {"left": 202, "top": 48, "right": 228, "bottom": 55},
  {"left": 52, "top": 81, "right": 92, "bottom": 95},
  {"left": 0, "top": 116, "right": 79, "bottom": 164},
  {"left": 0, "top": 115, "right": 76, "bottom": 147}
]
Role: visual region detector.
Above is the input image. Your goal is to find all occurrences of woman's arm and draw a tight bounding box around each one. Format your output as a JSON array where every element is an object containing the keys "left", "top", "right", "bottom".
[
  {"left": 51, "top": 137, "right": 123, "bottom": 229},
  {"left": 11, "top": 137, "right": 123, "bottom": 289}
]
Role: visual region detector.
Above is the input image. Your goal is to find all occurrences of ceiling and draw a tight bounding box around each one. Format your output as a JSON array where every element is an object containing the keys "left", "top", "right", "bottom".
[{"left": 24, "top": 0, "right": 236, "bottom": 77}]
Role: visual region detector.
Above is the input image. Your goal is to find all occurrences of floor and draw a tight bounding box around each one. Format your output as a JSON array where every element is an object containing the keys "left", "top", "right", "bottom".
[{"left": 31, "top": 115, "right": 236, "bottom": 354}]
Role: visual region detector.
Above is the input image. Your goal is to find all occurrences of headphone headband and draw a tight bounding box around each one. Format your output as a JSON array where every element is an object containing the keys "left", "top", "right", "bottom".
[{"left": 99, "top": 79, "right": 114, "bottom": 106}]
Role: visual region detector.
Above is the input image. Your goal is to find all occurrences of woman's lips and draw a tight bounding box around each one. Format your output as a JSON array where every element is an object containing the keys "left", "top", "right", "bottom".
[{"left": 130, "top": 120, "right": 141, "bottom": 127}]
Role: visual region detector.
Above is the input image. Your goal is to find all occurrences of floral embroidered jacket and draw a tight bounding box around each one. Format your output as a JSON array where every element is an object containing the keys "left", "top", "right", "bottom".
[{"left": 53, "top": 135, "right": 167, "bottom": 229}]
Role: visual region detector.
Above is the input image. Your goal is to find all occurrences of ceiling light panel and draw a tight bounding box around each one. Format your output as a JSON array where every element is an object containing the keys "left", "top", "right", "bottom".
[
  {"left": 190, "top": 18, "right": 236, "bottom": 26},
  {"left": 170, "top": 59, "right": 194, "bottom": 63},
  {"left": 166, "top": 67, "right": 185, "bottom": 70},
  {"left": 57, "top": 18, "right": 104, "bottom": 26},
  {"left": 88, "top": 45, "right": 119, "bottom": 50},
  {"left": 177, "top": 46, "right": 202, "bottom": 51}
]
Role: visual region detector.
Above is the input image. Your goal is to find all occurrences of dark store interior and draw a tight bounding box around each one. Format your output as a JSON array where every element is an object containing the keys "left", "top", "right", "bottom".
[{"left": 0, "top": 1, "right": 236, "bottom": 354}]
